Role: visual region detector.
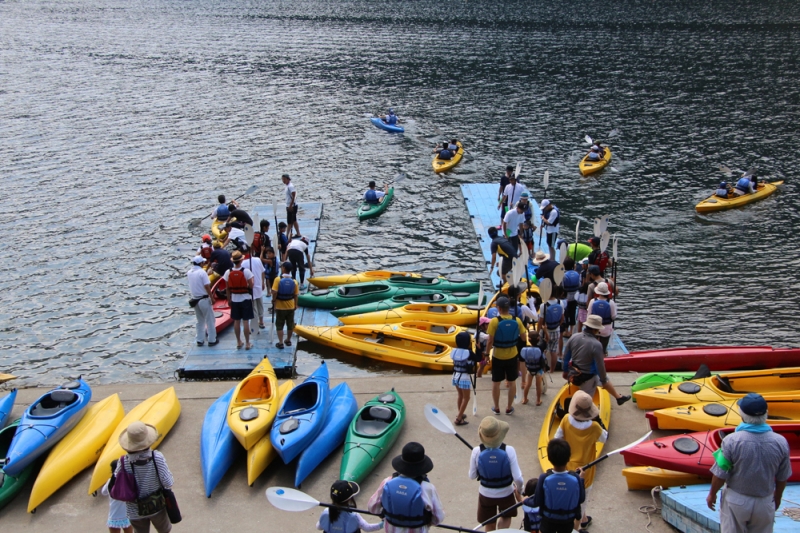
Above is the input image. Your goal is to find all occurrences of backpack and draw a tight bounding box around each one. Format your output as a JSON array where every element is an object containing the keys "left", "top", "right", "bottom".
[
  {"left": 561, "top": 270, "right": 580, "bottom": 293},
  {"left": 544, "top": 302, "right": 564, "bottom": 330},
  {"left": 493, "top": 318, "right": 520, "bottom": 349},
  {"left": 227, "top": 269, "right": 250, "bottom": 294},
  {"left": 276, "top": 277, "right": 296, "bottom": 300},
  {"left": 539, "top": 471, "right": 583, "bottom": 521}
]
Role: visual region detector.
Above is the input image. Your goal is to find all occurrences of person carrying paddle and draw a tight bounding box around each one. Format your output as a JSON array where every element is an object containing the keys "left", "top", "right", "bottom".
[
  {"left": 212, "top": 194, "right": 232, "bottom": 222},
  {"left": 364, "top": 181, "right": 388, "bottom": 205},
  {"left": 367, "top": 442, "right": 445, "bottom": 533},
  {"left": 317, "top": 480, "right": 383, "bottom": 533},
  {"left": 380, "top": 108, "right": 398, "bottom": 126},
  {"left": 433, "top": 144, "right": 453, "bottom": 161},
  {"left": 498, "top": 166, "right": 515, "bottom": 223},
  {"left": 486, "top": 296, "right": 528, "bottom": 415},
  {"left": 469, "top": 416, "right": 524, "bottom": 532}
]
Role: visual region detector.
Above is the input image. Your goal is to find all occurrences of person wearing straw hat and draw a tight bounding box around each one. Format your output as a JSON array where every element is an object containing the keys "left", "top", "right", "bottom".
[
  {"left": 532, "top": 251, "right": 558, "bottom": 285},
  {"left": 554, "top": 391, "right": 608, "bottom": 531},
  {"left": 223, "top": 250, "right": 255, "bottom": 350},
  {"left": 317, "top": 480, "right": 383, "bottom": 533},
  {"left": 368, "top": 442, "right": 445, "bottom": 533},
  {"left": 586, "top": 282, "right": 617, "bottom": 355},
  {"left": 469, "top": 416, "right": 524, "bottom": 532},
  {"left": 114, "top": 422, "right": 175, "bottom": 533}
]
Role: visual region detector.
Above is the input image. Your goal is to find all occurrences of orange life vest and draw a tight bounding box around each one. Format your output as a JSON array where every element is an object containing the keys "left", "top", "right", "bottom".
[{"left": 227, "top": 269, "right": 250, "bottom": 294}]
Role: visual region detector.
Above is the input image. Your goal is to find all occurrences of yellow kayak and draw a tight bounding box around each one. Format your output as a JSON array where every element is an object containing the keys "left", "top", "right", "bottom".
[
  {"left": 246, "top": 380, "right": 295, "bottom": 486},
  {"left": 366, "top": 322, "right": 466, "bottom": 347},
  {"left": 309, "top": 271, "right": 421, "bottom": 289},
  {"left": 622, "top": 466, "right": 707, "bottom": 491},
  {"left": 538, "top": 383, "right": 611, "bottom": 482},
  {"left": 338, "top": 303, "right": 481, "bottom": 327},
  {"left": 579, "top": 147, "right": 612, "bottom": 176},
  {"left": 211, "top": 218, "right": 229, "bottom": 241},
  {"left": 695, "top": 181, "right": 784, "bottom": 213},
  {"left": 634, "top": 367, "right": 800, "bottom": 410},
  {"left": 482, "top": 280, "right": 537, "bottom": 317},
  {"left": 294, "top": 325, "right": 455, "bottom": 371},
  {"left": 87, "top": 387, "right": 181, "bottom": 495},
  {"left": 0, "top": 373, "right": 16, "bottom": 384},
  {"left": 227, "top": 358, "right": 280, "bottom": 450},
  {"left": 648, "top": 396, "right": 800, "bottom": 432},
  {"left": 432, "top": 142, "right": 464, "bottom": 173},
  {"left": 28, "top": 394, "right": 125, "bottom": 512}
]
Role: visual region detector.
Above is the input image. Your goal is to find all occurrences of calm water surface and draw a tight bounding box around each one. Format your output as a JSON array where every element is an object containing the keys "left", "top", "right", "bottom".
[{"left": 1, "top": 0, "right": 799, "bottom": 386}]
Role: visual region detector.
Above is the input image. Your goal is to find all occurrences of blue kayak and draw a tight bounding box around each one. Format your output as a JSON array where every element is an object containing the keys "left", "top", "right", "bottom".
[
  {"left": 271, "top": 361, "right": 330, "bottom": 464},
  {"left": 371, "top": 117, "right": 404, "bottom": 133},
  {"left": 3, "top": 379, "right": 92, "bottom": 476},
  {"left": 0, "top": 389, "right": 16, "bottom": 428},
  {"left": 200, "top": 387, "right": 240, "bottom": 498},
  {"left": 294, "top": 382, "right": 357, "bottom": 487}
]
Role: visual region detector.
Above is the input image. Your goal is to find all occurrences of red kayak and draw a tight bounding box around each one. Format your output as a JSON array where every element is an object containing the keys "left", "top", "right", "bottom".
[
  {"left": 211, "top": 278, "right": 233, "bottom": 333},
  {"left": 621, "top": 425, "right": 800, "bottom": 481},
  {"left": 604, "top": 346, "right": 800, "bottom": 373}
]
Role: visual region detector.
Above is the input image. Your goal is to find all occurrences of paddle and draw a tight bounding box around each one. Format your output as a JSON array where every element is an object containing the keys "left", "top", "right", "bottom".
[
  {"left": 472, "top": 282, "right": 484, "bottom": 416},
  {"left": 473, "top": 502, "right": 525, "bottom": 530},
  {"left": 538, "top": 278, "right": 552, "bottom": 304},
  {"left": 612, "top": 235, "right": 618, "bottom": 302},
  {"left": 424, "top": 403, "right": 474, "bottom": 450},
  {"left": 573, "top": 221, "right": 580, "bottom": 263},
  {"left": 537, "top": 170, "right": 549, "bottom": 251},
  {"left": 600, "top": 231, "right": 610, "bottom": 254},
  {"left": 584, "top": 135, "right": 593, "bottom": 145},
  {"left": 188, "top": 185, "right": 258, "bottom": 228},
  {"left": 553, "top": 264, "right": 565, "bottom": 286},
  {"left": 597, "top": 215, "right": 610, "bottom": 237},
  {"left": 558, "top": 241, "right": 567, "bottom": 265},
  {"left": 578, "top": 431, "right": 652, "bottom": 471}
]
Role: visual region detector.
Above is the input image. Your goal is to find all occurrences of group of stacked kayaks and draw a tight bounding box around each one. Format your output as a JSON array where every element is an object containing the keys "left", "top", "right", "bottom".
[
  {"left": 201, "top": 359, "right": 407, "bottom": 495},
  {"left": 0, "top": 383, "right": 180, "bottom": 512}
]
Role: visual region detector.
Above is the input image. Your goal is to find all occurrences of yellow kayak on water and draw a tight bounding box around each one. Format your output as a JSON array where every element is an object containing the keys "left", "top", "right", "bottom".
[
  {"left": 28, "top": 394, "right": 124, "bottom": 512},
  {"left": 87, "top": 387, "right": 181, "bottom": 495},
  {"left": 246, "top": 380, "right": 295, "bottom": 486},
  {"left": 338, "top": 303, "right": 481, "bottom": 326},
  {"left": 227, "top": 358, "right": 280, "bottom": 450},
  {"left": 294, "top": 325, "right": 455, "bottom": 371},
  {"left": 648, "top": 396, "right": 800, "bottom": 432},
  {"left": 211, "top": 218, "right": 229, "bottom": 241},
  {"left": 579, "top": 147, "right": 612, "bottom": 176},
  {"left": 309, "top": 271, "right": 421, "bottom": 289},
  {"left": 432, "top": 142, "right": 464, "bottom": 173},
  {"left": 695, "top": 180, "right": 784, "bottom": 213}
]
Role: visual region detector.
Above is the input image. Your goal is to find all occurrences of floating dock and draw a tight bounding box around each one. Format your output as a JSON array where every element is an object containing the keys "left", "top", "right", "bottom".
[
  {"left": 460, "top": 183, "right": 628, "bottom": 356},
  {"left": 177, "top": 202, "right": 323, "bottom": 379}
]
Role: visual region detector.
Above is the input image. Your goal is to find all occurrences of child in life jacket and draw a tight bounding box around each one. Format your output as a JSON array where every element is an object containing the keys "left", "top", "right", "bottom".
[
  {"left": 521, "top": 220, "right": 534, "bottom": 255},
  {"left": 475, "top": 317, "right": 491, "bottom": 378},
  {"left": 317, "top": 480, "right": 383, "bottom": 533},
  {"left": 521, "top": 478, "right": 541, "bottom": 533},
  {"left": 521, "top": 331, "right": 549, "bottom": 406},
  {"left": 533, "top": 439, "right": 586, "bottom": 533},
  {"left": 452, "top": 331, "right": 477, "bottom": 426}
]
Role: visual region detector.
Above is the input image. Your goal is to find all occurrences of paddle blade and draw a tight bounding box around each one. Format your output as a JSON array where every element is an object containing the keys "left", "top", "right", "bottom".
[
  {"left": 584, "top": 135, "right": 593, "bottom": 145},
  {"left": 424, "top": 404, "right": 457, "bottom": 435},
  {"left": 558, "top": 242, "right": 568, "bottom": 265},
  {"left": 515, "top": 161, "right": 522, "bottom": 179},
  {"left": 598, "top": 215, "right": 610, "bottom": 236},
  {"left": 600, "top": 231, "right": 610, "bottom": 253},
  {"left": 612, "top": 235, "right": 618, "bottom": 261},
  {"left": 543, "top": 170, "right": 549, "bottom": 190},
  {"left": 608, "top": 431, "right": 653, "bottom": 456},
  {"left": 607, "top": 128, "right": 619, "bottom": 138},
  {"left": 477, "top": 281, "right": 484, "bottom": 308},
  {"left": 592, "top": 218, "right": 600, "bottom": 238},
  {"left": 574, "top": 221, "right": 580, "bottom": 244},
  {"left": 538, "top": 278, "right": 552, "bottom": 303},
  {"left": 719, "top": 165, "right": 733, "bottom": 177},
  {"left": 266, "top": 487, "right": 320, "bottom": 512},
  {"left": 244, "top": 184, "right": 258, "bottom": 196},
  {"left": 394, "top": 172, "right": 407, "bottom": 184},
  {"left": 188, "top": 218, "right": 202, "bottom": 228},
  {"left": 244, "top": 224, "right": 255, "bottom": 246},
  {"left": 553, "top": 264, "right": 565, "bottom": 286}
]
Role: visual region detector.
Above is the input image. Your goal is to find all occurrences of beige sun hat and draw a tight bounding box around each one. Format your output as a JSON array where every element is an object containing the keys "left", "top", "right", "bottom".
[
  {"left": 532, "top": 251, "right": 550, "bottom": 265},
  {"left": 119, "top": 421, "right": 159, "bottom": 453},
  {"left": 569, "top": 391, "right": 600, "bottom": 421},
  {"left": 594, "top": 282, "right": 610, "bottom": 296},
  {"left": 583, "top": 314, "right": 603, "bottom": 331},
  {"left": 479, "top": 416, "right": 510, "bottom": 448}
]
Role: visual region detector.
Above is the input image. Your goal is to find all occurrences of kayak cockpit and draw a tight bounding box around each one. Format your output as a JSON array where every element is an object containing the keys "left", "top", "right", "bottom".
[
  {"left": 30, "top": 390, "right": 78, "bottom": 418},
  {"left": 355, "top": 406, "right": 396, "bottom": 436}
]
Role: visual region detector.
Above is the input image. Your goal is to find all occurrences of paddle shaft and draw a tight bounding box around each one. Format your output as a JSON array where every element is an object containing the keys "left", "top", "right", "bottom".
[
  {"left": 316, "top": 502, "right": 480, "bottom": 533},
  {"left": 190, "top": 186, "right": 257, "bottom": 226},
  {"left": 476, "top": 501, "right": 524, "bottom": 529}
]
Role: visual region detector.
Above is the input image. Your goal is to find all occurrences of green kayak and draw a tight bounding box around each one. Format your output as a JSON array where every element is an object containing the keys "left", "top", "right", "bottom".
[
  {"left": 358, "top": 187, "right": 394, "bottom": 221},
  {"left": 0, "top": 420, "right": 37, "bottom": 510},
  {"left": 340, "top": 390, "right": 405, "bottom": 484},
  {"left": 566, "top": 243, "right": 592, "bottom": 261},
  {"left": 331, "top": 291, "right": 479, "bottom": 318},
  {"left": 631, "top": 369, "right": 718, "bottom": 400},
  {"left": 385, "top": 276, "right": 481, "bottom": 293},
  {"left": 298, "top": 282, "right": 441, "bottom": 310}
]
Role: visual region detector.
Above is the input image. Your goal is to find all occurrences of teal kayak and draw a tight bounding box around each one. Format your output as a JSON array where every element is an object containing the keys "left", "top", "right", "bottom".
[
  {"left": 0, "top": 420, "right": 37, "bottom": 510},
  {"left": 331, "top": 291, "right": 479, "bottom": 318},
  {"left": 358, "top": 187, "right": 394, "bottom": 221},
  {"left": 385, "top": 276, "right": 480, "bottom": 293},
  {"left": 299, "top": 282, "right": 440, "bottom": 310}
]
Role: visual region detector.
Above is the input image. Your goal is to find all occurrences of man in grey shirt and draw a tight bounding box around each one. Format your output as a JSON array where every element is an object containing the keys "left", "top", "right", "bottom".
[{"left": 707, "top": 393, "right": 792, "bottom": 533}]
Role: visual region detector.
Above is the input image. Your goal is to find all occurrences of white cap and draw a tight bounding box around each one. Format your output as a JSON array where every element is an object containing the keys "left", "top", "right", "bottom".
[
  {"left": 540, "top": 199, "right": 551, "bottom": 209},
  {"left": 192, "top": 256, "right": 205, "bottom": 265}
]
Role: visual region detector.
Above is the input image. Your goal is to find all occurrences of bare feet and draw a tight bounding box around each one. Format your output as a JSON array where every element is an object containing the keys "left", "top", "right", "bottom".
[{"left": 522, "top": 398, "right": 529, "bottom": 405}]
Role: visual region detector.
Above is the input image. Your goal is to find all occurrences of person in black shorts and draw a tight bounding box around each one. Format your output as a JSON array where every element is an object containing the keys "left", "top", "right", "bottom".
[{"left": 485, "top": 296, "right": 528, "bottom": 415}]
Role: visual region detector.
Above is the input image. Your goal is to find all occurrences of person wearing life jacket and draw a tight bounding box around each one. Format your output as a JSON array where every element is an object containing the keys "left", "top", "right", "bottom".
[
  {"left": 554, "top": 391, "right": 608, "bottom": 531},
  {"left": 252, "top": 219, "right": 271, "bottom": 258},
  {"left": 223, "top": 250, "right": 254, "bottom": 350},
  {"left": 539, "top": 290, "right": 565, "bottom": 373},
  {"left": 475, "top": 317, "right": 491, "bottom": 378},
  {"left": 533, "top": 439, "right": 586, "bottom": 533},
  {"left": 486, "top": 296, "right": 528, "bottom": 416},
  {"left": 381, "top": 108, "right": 398, "bottom": 126},
  {"left": 364, "top": 181, "right": 389, "bottom": 205},
  {"left": 434, "top": 144, "right": 453, "bottom": 161},
  {"left": 213, "top": 194, "right": 231, "bottom": 222},
  {"left": 488, "top": 227, "right": 516, "bottom": 285},
  {"left": 540, "top": 200, "right": 560, "bottom": 260},
  {"left": 198, "top": 234, "right": 214, "bottom": 261},
  {"left": 733, "top": 175, "right": 755, "bottom": 196},
  {"left": 586, "top": 265, "right": 616, "bottom": 302},
  {"left": 521, "top": 331, "right": 548, "bottom": 406},
  {"left": 521, "top": 478, "right": 542, "bottom": 533},
  {"left": 586, "top": 282, "right": 616, "bottom": 355},
  {"left": 469, "top": 417, "right": 524, "bottom": 532},
  {"left": 586, "top": 145, "right": 601, "bottom": 162},
  {"left": 451, "top": 331, "right": 477, "bottom": 426},
  {"left": 715, "top": 181, "right": 732, "bottom": 198},
  {"left": 271, "top": 261, "right": 299, "bottom": 350},
  {"left": 317, "top": 481, "right": 383, "bottom": 533},
  {"left": 518, "top": 191, "right": 533, "bottom": 222},
  {"left": 560, "top": 257, "right": 581, "bottom": 338},
  {"left": 368, "top": 442, "right": 444, "bottom": 533}
]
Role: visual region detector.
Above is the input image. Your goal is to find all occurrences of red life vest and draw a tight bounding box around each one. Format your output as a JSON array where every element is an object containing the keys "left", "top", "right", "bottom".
[
  {"left": 200, "top": 244, "right": 212, "bottom": 260},
  {"left": 251, "top": 232, "right": 263, "bottom": 256},
  {"left": 227, "top": 269, "right": 250, "bottom": 294}
]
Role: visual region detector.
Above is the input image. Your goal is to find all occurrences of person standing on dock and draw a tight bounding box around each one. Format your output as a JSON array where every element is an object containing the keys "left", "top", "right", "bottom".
[
  {"left": 539, "top": 200, "right": 560, "bottom": 260},
  {"left": 706, "top": 393, "right": 792, "bottom": 533},
  {"left": 586, "top": 282, "right": 616, "bottom": 355},
  {"left": 224, "top": 250, "right": 255, "bottom": 350},
  {"left": 242, "top": 244, "right": 267, "bottom": 331},
  {"left": 486, "top": 296, "right": 528, "bottom": 415},
  {"left": 498, "top": 165, "right": 514, "bottom": 223},
  {"left": 187, "top": 256, "right": 217, "bottom": 347},
  {"left": 503, "top": 203, "right": 526, "bottom": 254},
  {"left": 501, "top": 173, "right": 527, "bottom": 215},
  {"left": 272, "top": 261, "right": 299, "bottom": 350},
  {"left": 286, "top": 235, "right": 314, "bottom": 290},
  {"left": 282, "top": 174, "right": 300, "bottom": 239},
  {"left": 488, "top": 227, "right": 516, "bottom": 286}
]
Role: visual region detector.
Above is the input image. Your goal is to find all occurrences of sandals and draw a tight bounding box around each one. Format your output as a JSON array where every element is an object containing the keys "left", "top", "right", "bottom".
[
  {"left": 275, "top": 343, "right": 284, "bottom": 349},
  {"left": 285, "top": 339, "right": 292, "bottom": 346},
  {"left": 454, "top": 416, "right": 469, "bottom": 426},
  {"left": 245, "top": 344, "right": 253, "bottom": 350},
  {"left": 237, "top": 343, "right": 244, "bottom": 349}
]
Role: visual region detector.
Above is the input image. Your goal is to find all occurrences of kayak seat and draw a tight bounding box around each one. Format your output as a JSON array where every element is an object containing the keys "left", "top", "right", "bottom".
[
  {"left": 715, "top": 376, "right": 734, "bottom": 393},
  {"left": 364, "top": 334, "right": 385, "bottom": 344},
  {"left": 30, "top": 390, "right": 77, "bottom": 417},
  {"left": 447, "top": 326, "right": 457, "bottom": 333},
  {"left": 430, "top": 326, "right": 448, "bottom": 334},
  {"left": 423, "top": 345, "right": 446, "bottom": 355},
  {"left": 344, "top": 288, "right": 362, "bottom": 296},
  {"left": 355, "top": 406, "right": 396, "bottom": 435}
]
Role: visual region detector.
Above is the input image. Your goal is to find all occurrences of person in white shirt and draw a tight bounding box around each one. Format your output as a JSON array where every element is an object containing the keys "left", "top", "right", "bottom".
[
  {"left": 501, "top": 174, "right": 527, "bottom": 213},
  {"left": 502, "top": 203, "right": 526, "bottom": 255},
  {"left": 540, "top": 199, "right": 560, "bottom": 259},
  {"left": 223, "top": 250, "right": 255, "bottom": 350},
  {"left": 285, "top": 235, "right": 315, "bottom": 289},
  {"left": 364, "top": 180, "right": 388, "bottom": 204},
  {"left": 187, "top": 256, "right": 217, "bottom": 346},
  {"left": 282, "top": 174, "right": 300, "bottom": 239},
  {"left": 241, "top": 245, "right": 267, "bottom": 331}
]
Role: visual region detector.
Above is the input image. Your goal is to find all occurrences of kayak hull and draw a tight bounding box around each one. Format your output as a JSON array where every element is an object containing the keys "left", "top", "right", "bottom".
[
  {"left": 384, "top": 275, "right": 480, "bottom": 294},
  {"left": 566, "top": 243, "right": 592, "bottom": 262},
  {"left": 309, "top": 271, "right": 421, "bottom": 289},
  {"left": 631, "top": 372, "right": 708, "bottom": 397},
  {"left": 370, "top": 117, "right": 404, "bottom": 133},
  {"left": 0, "top": 389, "right": 17, "bottom": 428},
  {"left": 4, "top": 379, "right": 92, "bottom": 477},
  {"left": 647, "top": 397, "right": 800, "bottom": 432},
  {"left": 299, "top": 282, "right": 444, "bottom": 310},
  {"left": 227, "top": 358, "right": 280, "bottom": 450},
  {"left": 331, "top": 291, "right": 479, "bottom": 318},
  {"left": 201, "top": 388, "right": 239, "bottom": 497},
  {"left": 340, "top": 390, "right": 406, "bottom": 484},
  {"left": 358, "top": 187, "right": 394, "bottom": 221},
  {"left": 604, "top": 346, "right": 800, "bottom": 373},
  {"left": 579, "top": 147, "right": 612, "bottom": 176},
  {"left": 432, "top": 142, "right": 464, "bottom": 173},
  {"left": 696, "top": 181, "right": 783, "bottom": 213},
  {"left": 338, "top": 303, "right": 482, "bottom": 327},
  {"left": 0, "top": 420, "right": 37, "bottom": 510},
  {"left": 622, "top": 466, "right": 708, "bottom": 491},
  {"left": 211, "top": 278, "right": 233, "bottom": 333},
  {"left": 246, "top": 380, "right": 295, "bottom": 486}
]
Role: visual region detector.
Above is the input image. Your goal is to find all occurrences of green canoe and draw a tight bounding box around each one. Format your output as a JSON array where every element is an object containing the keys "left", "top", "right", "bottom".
[
  {"left": 358, "top": 187, "right": 394, "bottom": 221},
  {"left": 0, "top": 420, "right": 37, "bottom": 510},
  {"left": 340, "top": 390, "right": 406, "bottom": 484},
  {"left": 298, "top": 282, "right": 441, "bottom": 310},
  {"left": 331, "top": 291, "right": 480, "bottom": 318},
  {"left": 385, "top": 276, "right": 481, "bottom": 293},
  {"left": 631, "top": 370, "right": 718, "bottom": 400}
]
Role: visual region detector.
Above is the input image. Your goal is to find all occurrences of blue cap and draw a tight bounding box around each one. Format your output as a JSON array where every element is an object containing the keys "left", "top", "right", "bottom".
[
  {"left": 389, "top": 108, "right": 394, "bottom": 113},
  {"left": 737, "top": 393, "right": 767, "bottom": 416},
  {"left": 487, "top": 307, "right": 499, "bottom": 318}
]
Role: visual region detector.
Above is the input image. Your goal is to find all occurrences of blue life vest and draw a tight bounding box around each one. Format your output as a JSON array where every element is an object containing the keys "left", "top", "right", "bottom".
[
  {"left": 544, "top": 302, "right": 564, "bottom": 330},
  {"left": 522, "top": 497, "right": 541, "bottom": 532},
  {"left": 716, "top": 188, "right": 730, "bottom": 198},
  {"left": 448, "top": 143, "right": 458, "bottom": 153},
  {"left": 477, "top": 444, "right": 513, "bottom": 489},
  {"left": 451, "top": 347, "right": 473, "bottom": 374},
  {"left": 216, "top": 204, "right": 230, "bottom": 221},
  {"left": 521, "top": 346, "right": 546, "bottom": 374},
  {"left": 587, "top": 151, "right": 601, "bottom": 161},
  {"left": 592, "top": 299, "right": 612, "bottom": 325},
  {"left": 381, "top": 476, "right": 430, "bottom": 528},
  {"left": 276, "top": 277, "right": 296, "bottom": 300},
  {"left": 319, "top": 510, "right": 361, "bottom": 533},
  {"left": 492, "top": 318, "right": 520, "bottom": 349},
  {"left": 365, "top": 189, "right": 379, "bottom": 204},
  {"left": 549, "top": 207, "right": 560, "bottom": 227},
  {"left": 562, "top": 270, "right": 580, "bottom": 293},
  {"left": 387, "top": 114, "right": 397, "bottom": 125},
  {"left": 438, "top": 149, "right": 453, "bottom": 160},
  {"left": 539, "top": 472, "right": 582, "bottom": 521},
  {"left": 735, "top": 177, "right": 752, "bottom": 193}
]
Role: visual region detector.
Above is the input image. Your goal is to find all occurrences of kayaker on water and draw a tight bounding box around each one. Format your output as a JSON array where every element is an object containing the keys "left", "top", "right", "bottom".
[
  {"left": 213, "top": 194, "right": 233, "bottom": 221},
  {"left": 716, "top": 181, "right": 732, "bottom": 198},
  {"left": 380, "top": 108, "right": 398, "bottom": 125},
  {"left": 364, "top": 181, "right": 389, "bottom": 205},
  {"left": 433, "top": 143, "right": 453, "bottom": 161},
  {"left": 448, "top": 139, "right": 459, "bottom": 153},
  {"left": 317, "top": 480, "right": 383, "bottom": 533},
  {"left": 540, "top": 200, "right": 560, "bottom": 260},
  {"left": 733, "top": 174, "right": 756, "bottom": 196},
  {"left": 368, "top": 442, "right": 445, "bottom": 533}
]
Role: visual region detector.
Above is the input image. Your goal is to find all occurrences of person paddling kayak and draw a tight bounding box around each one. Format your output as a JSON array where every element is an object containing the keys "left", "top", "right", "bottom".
[{"left": 364, "top": 181, "right": 389, "bottom": 205}]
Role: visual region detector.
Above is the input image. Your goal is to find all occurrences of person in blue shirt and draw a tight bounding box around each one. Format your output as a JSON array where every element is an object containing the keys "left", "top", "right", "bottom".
[
  {"left": 448, "top": 139, "right": 459, "bottom": 153},
  {"left": 380, "top": 108, "right": 398, "bottom": 125},
  {"left": 715, "top": 182, "right": 732, "bottom": 198},
  {"left": 585, "top": 146, "right": 601, "bottom": 161},
  {"left": 434, "top": 143, "right": 453, "bottom": 160},
  {"left": 364, "top": 181, "right": 388, "bottom": 205}
]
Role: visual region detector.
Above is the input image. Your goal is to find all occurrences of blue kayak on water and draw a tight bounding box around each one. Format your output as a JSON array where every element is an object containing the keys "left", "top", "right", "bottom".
[
  {"left": 371, "top": 117, "right": 404, "bottom": 133},
  {"left": 3, "top": 379, "right": 92, "bottom": 477},
  {"left": 0, "top": 389, "right": 17, "bottom": 428},
  {"left": 200, "top": 387, "right": 240, "bottom": 498},
  {"left": 294, "top": 382, "right": 358, "bottom": 487},
  {"left": 271, "top": 361, "right": 330, "bottom": 464}
]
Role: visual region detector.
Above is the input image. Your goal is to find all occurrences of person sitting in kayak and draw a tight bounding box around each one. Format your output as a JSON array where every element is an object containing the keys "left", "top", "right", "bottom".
[
  {"left": 716, "top": 181, "right": 732, "bottom": 198},
  {"left": 585, "top": 146, "right": 602, "bottom": 161},
  {"left": 592, "top": 141, "right": 605, "bottom": 157},
  {"left": 364, "top": 181, "right": 388, "bottom": 205},
  {"left": 733, "top": 175, "right": 755, "bottom": 196},
  {"left": 448, "top": 139, "right": 459, "bottom": 153},
  {"left": 380, "top": 108, "right": 398, "bottom": 125},
  {"left": 434, "top": 144, "right": 453, "bottom": 160}
]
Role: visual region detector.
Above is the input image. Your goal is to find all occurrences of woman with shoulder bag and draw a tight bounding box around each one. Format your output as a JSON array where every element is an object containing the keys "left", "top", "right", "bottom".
[{"left": 114, "top": 422, "right": 177, "bottom": 533}]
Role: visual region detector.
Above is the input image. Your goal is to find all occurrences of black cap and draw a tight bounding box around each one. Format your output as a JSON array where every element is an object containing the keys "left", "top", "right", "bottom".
[
  {"left": 368, "top": 180, "right": 376, "bottom": 187},
  {"left": 496, "top": 296, "right": 511, "bottom": 309},
  {"left": 488, "top": 227, "right": 498, "bottom": 237},
  {"left": 330, "top": 480, "right": 360, "bottom": 504},
  {"left": 506, "top": 165, "right": 514, "bottom": 172}
]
